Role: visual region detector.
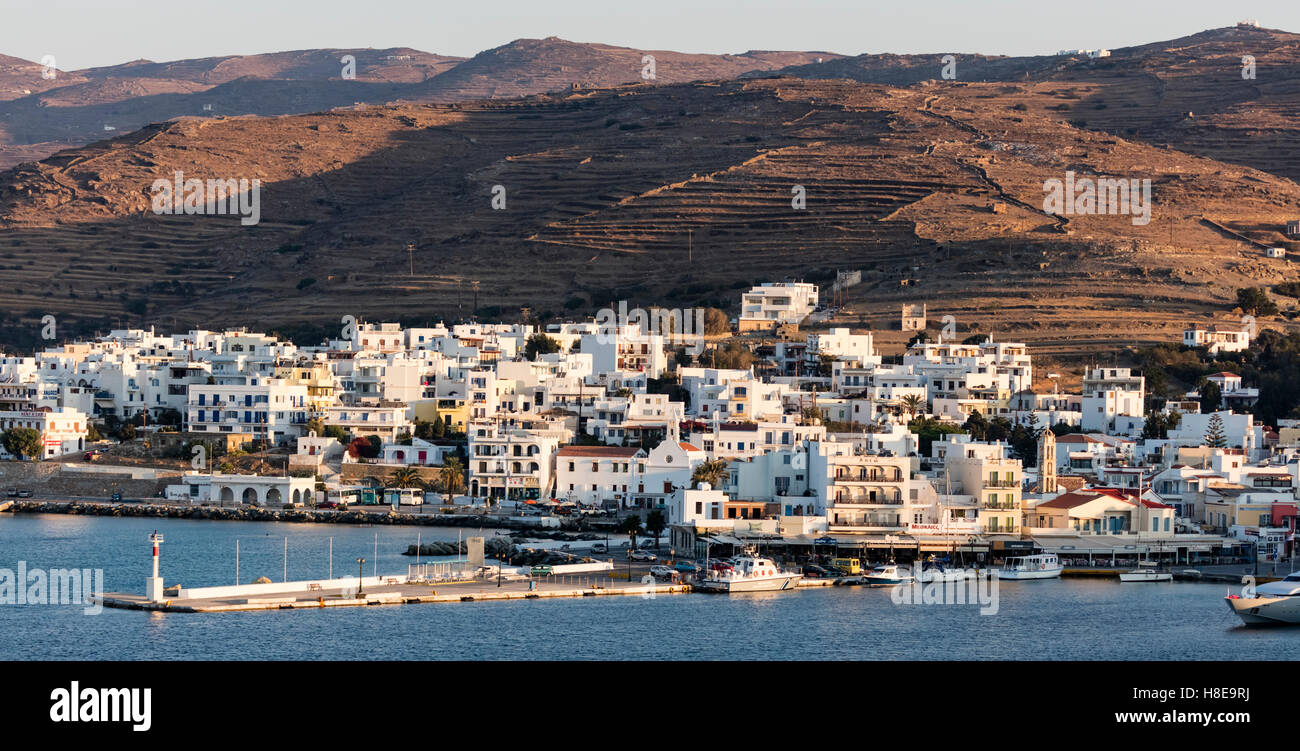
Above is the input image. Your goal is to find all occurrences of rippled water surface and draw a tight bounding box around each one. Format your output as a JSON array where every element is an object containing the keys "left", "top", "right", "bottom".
[{"left": 2, "top": 513, "right": 1297, "bottom": 660}]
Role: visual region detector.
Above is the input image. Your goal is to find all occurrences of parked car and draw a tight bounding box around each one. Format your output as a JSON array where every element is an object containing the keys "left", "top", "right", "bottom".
[
  {"left": 802, "top": 565, "right": 832, "bottom": 578},
  {"left": 16, "top": 489, "right": 32, "bottom": 498},
  {"left": 110, "top": 492, "right": 123, "bottom": 502},
  {"left": 83, "top": 450, "right": 101, "bottom": 461},
  {"left": 673, "top": 561, "right": 700, "bottom": 573},
  {"left": 648, "top": 565, "right": 677, "bottom": 580},
  {"left": 316, "top": 501, "right": 338, "bottom": 509},
  {"left": 639, "top": 538, "right": 658, "bottom": 548},
  {"left": 591, "top": 543, "right": 608, "bottom": 554},
  {"left": 5, "top": 488, "right": 16, "bottom": 498},
  {"left": 628, "top": 550, "right": 657, "bottom": 562},
  {"left": 823, "top": 565, "right": 850, "bottom": 577}
]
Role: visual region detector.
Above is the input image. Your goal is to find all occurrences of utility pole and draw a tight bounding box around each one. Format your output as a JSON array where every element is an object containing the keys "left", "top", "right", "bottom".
[{"left": 407, "top": 242, "right": 415, "bottom": 276}]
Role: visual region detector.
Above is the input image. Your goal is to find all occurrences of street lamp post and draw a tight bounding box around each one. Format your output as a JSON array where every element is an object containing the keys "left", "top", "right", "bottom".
[{"left": 357, "top": 557, "right": 366, "bottom": 596}]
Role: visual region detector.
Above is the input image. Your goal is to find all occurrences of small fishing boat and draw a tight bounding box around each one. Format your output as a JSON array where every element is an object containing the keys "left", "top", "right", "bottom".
[
  {"left": 863, "top": 562, "right": 913, "bottom": 586},
  {"left": 998, "top": 553, "right": 1063, "bottom": 580},
  {"left": 916, "top": 557, "right": 976, "bottom": 583}
]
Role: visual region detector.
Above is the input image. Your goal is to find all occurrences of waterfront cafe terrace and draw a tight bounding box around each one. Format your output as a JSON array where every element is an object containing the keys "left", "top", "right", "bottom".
[{"left": 673, "top": 523, "right": 1243, "bottom": 565}]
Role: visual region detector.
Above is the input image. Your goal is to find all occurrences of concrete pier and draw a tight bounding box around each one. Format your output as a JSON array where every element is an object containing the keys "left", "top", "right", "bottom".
[{"left": 99, "top": 576, "right": 690, "bottom": 613}]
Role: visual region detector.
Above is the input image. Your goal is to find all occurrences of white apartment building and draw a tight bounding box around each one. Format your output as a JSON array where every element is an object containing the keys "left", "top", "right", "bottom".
[
  {"left": 1183, "top": 324, "right": 1250, "bottom": 354},
  {"left": 738, "top": 282, "right": 819, "bottom": 331},
  {"left": 186, "top": 378, "right": 310, "bottom": 445},
  {"left": 555, "top": 438, "right": 705, "bottom": 508},
  {"left": 584, "top": 392, "right": 685, "bottom": 446},
  {"left": 807, "top": 441, "right": 914, "bottom": 532},
  {"left": 808, "top": 328, "right": 880, "bottom": 368},
  {"left": 1081, "top": 367, "right": 1145, "bottom": 435},
  {"left": 466, "top": 422, "right": 565, "bottom": 501},
  {"left": 686, "top": 415, "right": 825, "bottom": 460},
  {"left": 0, "top": 406, "right": 89, "bottom": 458},
  {"left": 321, "top": 400, "right": 412, "bottom": 443},
  {"left": 580, "top": 325, "right": 667, "bottom": 378}
]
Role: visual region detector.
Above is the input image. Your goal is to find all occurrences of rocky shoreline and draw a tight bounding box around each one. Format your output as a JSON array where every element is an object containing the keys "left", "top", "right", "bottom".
[{"left": 5, "top": 500, "right": 581, "bottom": 531}]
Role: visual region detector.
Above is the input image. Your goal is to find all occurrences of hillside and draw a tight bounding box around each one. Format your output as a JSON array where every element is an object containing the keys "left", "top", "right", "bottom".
[
  {"left": 0, "top": 76, "right": 1296, "bottom": 354},
  {"left": 774, "top": 25, "right": 1300, "bottom": 182},
  {"left": 0, "top": 40, "right": 841, "bottom": 170},
  {"left": 408, "top": 37, "right": 841, "bottom": 102}
]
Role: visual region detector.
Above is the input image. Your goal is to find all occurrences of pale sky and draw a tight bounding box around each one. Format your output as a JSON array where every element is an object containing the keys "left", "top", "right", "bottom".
[{"left": 3, "top": 0, "right": 1298, "bottom": 71}]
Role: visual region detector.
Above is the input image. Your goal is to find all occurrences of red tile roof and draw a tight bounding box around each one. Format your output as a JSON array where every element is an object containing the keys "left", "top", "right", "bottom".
[{"left": 556, "top": 446, "right": 641, "bottom": 457}]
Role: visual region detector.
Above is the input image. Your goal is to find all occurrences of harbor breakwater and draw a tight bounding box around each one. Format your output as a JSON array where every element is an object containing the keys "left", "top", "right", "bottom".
[{"left": 4, "top": 500, "right": 578, "bottom": 532}]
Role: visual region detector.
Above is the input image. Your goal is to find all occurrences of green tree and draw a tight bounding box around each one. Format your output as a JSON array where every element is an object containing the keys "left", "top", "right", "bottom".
[
  {"left": 1142, "top": 409, "right": 1181, "bottom": 440},
  {"left": 304, "top": 417, "right": 324, "bottom": 436},
  {"left": 2, "top": 427, "right": 42, "bottom": 460},
  {"left": 908, "top": 416, "right": 967, "bottom": 456},
  {"left": 644, "top": 509, "right": 667, "bottom": 549},
  {"left": 690, "top": 459, "right": 730, "bottom": 489},
  {"left": 900, "top": 393, "right": 925, "bottom": 419},
  {"left": 617, "top": 514, "right": 644, "bottom": 550},
  {"left": 907, "top": 330, "right": 932, "bottom": 347},
  {"left": 1204, "top": 413, "right": 1228, "bottom": 448},
  {"left": 701, "top": 308, "right": 731, "bottom": 335},
  {"left": 697, "top": 339, "right": 754, "bottom": 371},
  {"left": 1198, "top": 379, "right": 1222, "bottom": 413},
  {"left": 439, "top": 456, "right": 465, "bottom": 501},
  {"left": 386, "top": 466, "right": 424, "bottom": 489},
  {"left": 524, "top": 334, "right": 561, "bottom": 361},
  {"left": 1236, "top": 287, "right": 1279, "bottom": 317}
]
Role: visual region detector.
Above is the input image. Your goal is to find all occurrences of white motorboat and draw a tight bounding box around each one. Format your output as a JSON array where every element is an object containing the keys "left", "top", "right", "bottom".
[
  {"left": 695, "top": 550, "right": 801, "bottom": 593},
  {"left": 916, "top": 558, "right": 976, "bottom": 583},
  {"left": 1226, "top": 573, "right": 1300, "bottom": 625},
  {"left": 863, "top": 562, "right": 913, "bottom": 586},
  {"left": 1119, "top": 561, "right": 1172, "bottom": 582},
  {"left": 998, "top": 553, "right": 1063, "bottom": 580}
]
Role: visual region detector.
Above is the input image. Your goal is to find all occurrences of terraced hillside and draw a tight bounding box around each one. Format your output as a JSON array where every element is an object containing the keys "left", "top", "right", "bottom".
[
  {"left": 0, "top": 76, "right": 1297, "bottom": 353},
  {"left": 775, "top": 25, "right": 1300, "bottom": 183}
]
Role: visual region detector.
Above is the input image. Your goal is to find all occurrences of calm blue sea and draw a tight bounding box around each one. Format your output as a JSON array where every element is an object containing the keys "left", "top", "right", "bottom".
[{"left": 1, "top": 513, "right": 1297, "bottom": 661}]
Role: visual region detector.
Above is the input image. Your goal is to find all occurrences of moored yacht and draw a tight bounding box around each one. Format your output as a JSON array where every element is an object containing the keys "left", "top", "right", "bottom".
[
  {"left": 916, "top": 558, "right": 976, "bottom": 583},
  {"left": 1226, "top": 573, "right": 1300, "bottom": 625},
  {"left": 998, "top": 553, "right": 1063, "bottom": 580},
  {"left": 1119, "top": 560, "right": 1172, "bottom": 582},
  {"left": 863, "top": 562, "right": 913, "bottom": 586},
  {"left": 695, "top": 550, "right": 801, "bottom": 593}
]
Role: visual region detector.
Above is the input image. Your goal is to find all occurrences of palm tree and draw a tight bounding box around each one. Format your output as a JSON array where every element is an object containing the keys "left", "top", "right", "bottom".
[
  {"left": 439, "top": 456, "right": 465, "bottom": 502},
  {"left": 645, "top": 509, "right": 666, "bottom": 550},
  {"left": 386, "top": 466, "right": 423, "bottom": 489},
  {"left": 691, "top": 459, "right": 729, "bottom": 489},
  {"left": 900, "top": 393, "right": 925, "bottom": 420},
  {"left": 618, "top": 515, "right": 644, "bottom": 550}
]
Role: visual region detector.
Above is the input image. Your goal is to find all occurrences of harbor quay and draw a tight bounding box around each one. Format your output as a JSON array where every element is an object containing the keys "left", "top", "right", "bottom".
[{"left": 99, "top": 575, "right": 692, "bottom": 613}]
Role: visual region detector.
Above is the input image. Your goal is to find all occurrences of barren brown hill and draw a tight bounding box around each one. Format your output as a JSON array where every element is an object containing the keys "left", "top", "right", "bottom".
[
  {"left": 775, "top": 25, "right": 1300, "bottom": 183},
  {"left": 406, "top": 37, "right": 843, "bottom": 102},
  {"left": 0, "top": 54, "right": 89, "bottom": 102},
  {"left": 0, "top": 76, "right": 1296, "bottom": 355},
  {"left": 0, "top": 48, "right": 464, "bottom": 170},
  {"left": 0, "top": 40, "right": 842, "bottom": 170}
]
